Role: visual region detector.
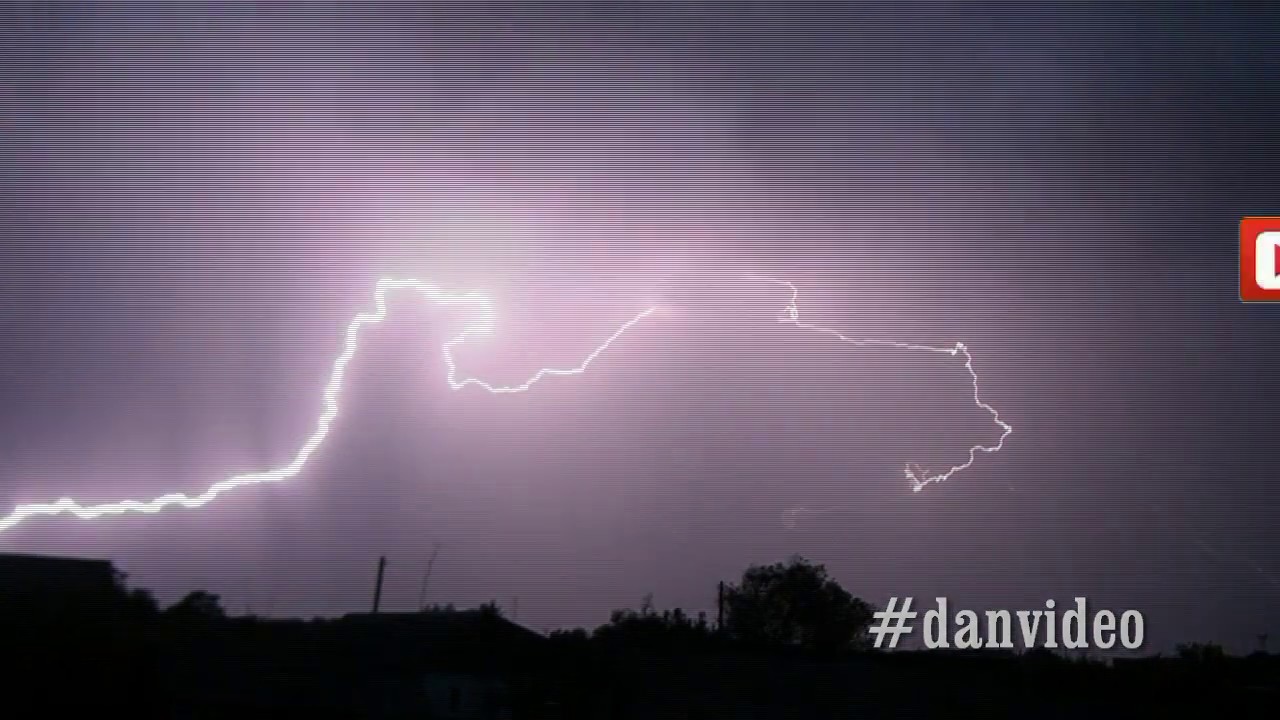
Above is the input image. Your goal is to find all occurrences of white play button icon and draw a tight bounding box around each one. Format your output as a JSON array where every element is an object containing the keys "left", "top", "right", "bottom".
[{"left": 1257, "top": 231, "right": 1280, "bottom": 290}]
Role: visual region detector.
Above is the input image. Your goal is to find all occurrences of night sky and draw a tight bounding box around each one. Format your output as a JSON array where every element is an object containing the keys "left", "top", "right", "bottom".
[{"left": 1, "top": 3, "right": 1278, "bottom": 652}]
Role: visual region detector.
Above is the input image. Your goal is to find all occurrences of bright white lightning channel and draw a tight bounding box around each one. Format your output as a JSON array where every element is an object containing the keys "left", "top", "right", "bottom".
[
  {"left": 749, "top": 274, "right": 1013, "bottom": 492},
  {"left": 0, "top": 275, "right": 1012, "bottom": 535}
]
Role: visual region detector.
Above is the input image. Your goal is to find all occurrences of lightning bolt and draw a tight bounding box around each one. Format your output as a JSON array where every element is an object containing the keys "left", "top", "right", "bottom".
[
  {"left": 748, "top": 274, "right": 1013, "bottom": 493},
  {"left": 0, "top": 279, "right": 655, "bottom": 535},
  {"left": 0, "top": 274, "right": 1012, "bottom": 536}
]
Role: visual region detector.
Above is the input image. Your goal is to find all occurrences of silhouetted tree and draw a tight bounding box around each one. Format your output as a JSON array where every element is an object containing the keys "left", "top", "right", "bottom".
[
  {"left": 477, "top": 600, "right": 504, "bottom": 619},
  {"left": 593, "top": 595, "right": 716, "bottom": 649},
  {"left": 105, "top": 570, "right": 160, "bottom": 620},
  {"left": 1177, "top": 642, "right": 1227, "bottom": 663},
  {"left": 549, "top": 628, "right": 590, "bottom": 643},
  {"left": 164, "top": 590, "right": 225, "bottom": 621},
  {"left": 723, "top": 555, "right": 875, "bottom": 653},
  {"left": 125, "top": 587, "right": 160, "bottom": 619}
]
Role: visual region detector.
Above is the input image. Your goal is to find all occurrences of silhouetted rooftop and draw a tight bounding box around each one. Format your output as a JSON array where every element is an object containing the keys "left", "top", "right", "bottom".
[
  {"left": 338, "top": 610, "right": 546, "bottom": 643},
  {"left": 0, "top": 552, "right": 114, "bottom": 568},
  {"left": 0, "top": 552, "right": 120, "bottom": 615}
]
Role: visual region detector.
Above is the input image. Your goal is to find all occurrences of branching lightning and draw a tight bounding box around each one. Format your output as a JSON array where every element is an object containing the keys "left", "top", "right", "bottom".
[
  {"left": 749, "top": 274, "right": 1013, "bottom": 493},
  {"left": 0, "top": 274, "right": 1012, "bottom": 536},
  {"left": 0, "top": 279, "right": 654, "bottom": 535}
]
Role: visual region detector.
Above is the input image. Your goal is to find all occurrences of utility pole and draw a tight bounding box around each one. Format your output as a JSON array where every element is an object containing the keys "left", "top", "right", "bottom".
[
  {"left": 417, "top": 544, "right": 442, "bottom": 611},
  {"left": 371, "top": 555, "right": 387, "bottom": 614},
  {"left": 717, "top": 581, "right": 725, "bottom": 632}
]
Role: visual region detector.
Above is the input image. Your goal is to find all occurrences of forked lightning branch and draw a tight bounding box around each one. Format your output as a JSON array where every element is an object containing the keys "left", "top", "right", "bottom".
[{"left": 0, "top": 274, "right": 1013, "bottom": 536}]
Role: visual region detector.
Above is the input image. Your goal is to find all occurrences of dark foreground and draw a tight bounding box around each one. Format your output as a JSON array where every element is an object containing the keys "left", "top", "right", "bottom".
[
  {"left": 10, "top": 608, "right": 1280, "bottom": 718},
  {"left": 3, "top": 552, "right": 1277, "bottom": 718}
]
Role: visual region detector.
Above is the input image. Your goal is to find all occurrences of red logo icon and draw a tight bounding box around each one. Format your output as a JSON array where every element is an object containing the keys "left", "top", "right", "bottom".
[{"left": 1241, "top": 217, "right": 1280, "bottom": 302}]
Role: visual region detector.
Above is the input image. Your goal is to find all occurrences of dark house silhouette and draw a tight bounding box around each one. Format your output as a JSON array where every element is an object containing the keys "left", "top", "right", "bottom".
[
  {"left": 165, "top": 609, "right": 548, "bottom": 717},
  {"left": 0, "top": 552, "right": 121, "bottom": 619},
  {"left": 0, "top": 552, "right": 148, "bottom": 710},
  {"left": 334, "top": 611, "right": 547, "bottom": 719}
]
